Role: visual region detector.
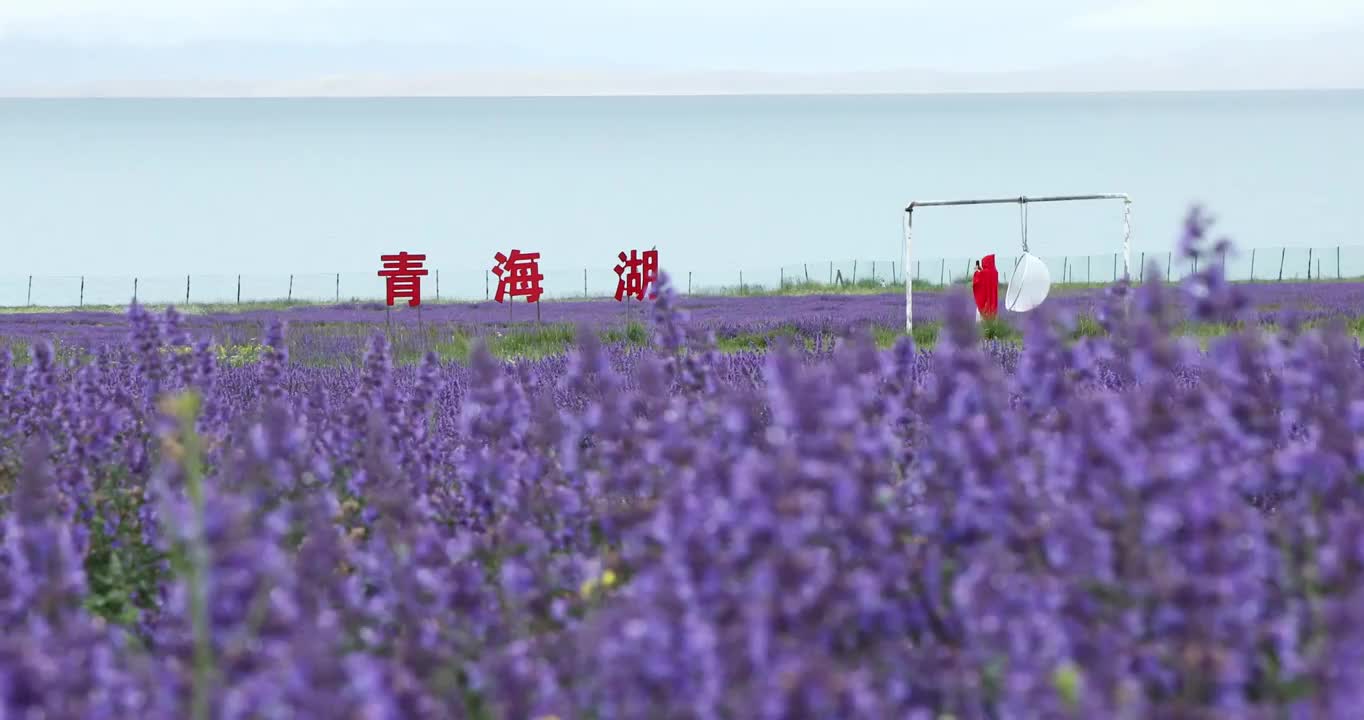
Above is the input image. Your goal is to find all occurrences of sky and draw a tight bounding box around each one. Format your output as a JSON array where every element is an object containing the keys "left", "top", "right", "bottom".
[{"left": 1, "top": 0, "right": 1362, "bottom": 95}]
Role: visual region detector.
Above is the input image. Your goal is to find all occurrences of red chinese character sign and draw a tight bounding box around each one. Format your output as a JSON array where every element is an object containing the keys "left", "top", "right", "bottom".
[
  {"left": 614, "top": 249, "right": 659, "bottom": 301},
  {"left": 378, "top": 252, "right": 428, "bottom": 307},
  {"left": 492, "top": 249, "right": 544, "bottom": 303}
]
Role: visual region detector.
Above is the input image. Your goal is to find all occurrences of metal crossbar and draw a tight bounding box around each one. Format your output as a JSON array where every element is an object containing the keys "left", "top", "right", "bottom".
[{"left": 902, "top": 194, "right": 1132, "bottom": 332}]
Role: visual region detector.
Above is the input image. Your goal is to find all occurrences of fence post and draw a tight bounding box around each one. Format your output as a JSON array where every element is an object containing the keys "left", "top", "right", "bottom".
[
  {"left": 584, "top": 268, "right": 587, "bottom": 298},
  {"left": 1112, "top": 254, "right": 1117, "bottom": 282},
  {"left": 1307, "top": 248, "right": 1313, "bottom": 280},
  {"left": 740, "top": 271, "right": 744, "bottom": 294},
  {"left": 1278, "top": 247, "right": 1286, "bottom": 281},
  {"left": 1166, "top": 252, "right": 1172, "bottom": 282},
  {"left": 1087, "top": 255, "right": 1092, "bottom": 283},
  {"left": 236, "top": 275, "right": 241, "bottom": 305},
  {"left": 185, "top": 275, "right": 190, "bottom": 305},
  {"left": 134, "top": 278, "right": 138, "bottom": 304},
  {"left": 871, "top": 261, "right": 876, "bottom": 282},
  {"left": 288, "top": 274, "right": 294, "bottom": 302},
  {"left": 780, "top": 268, "right": 784, "bottom": 289},
  {"left": 486, "top": 271, "right": 490, "bottom": 300},
  {"left": 1250, "top": 249, "right": 1256, "bottom": 280},
  {"left": 852, "top": 261, "right": 858, "bottom": 284},
  {"left": 804, "top": 263, "right": 809, "bottom": 283},
  {"left": 435, "top": 269, "right": 439, "bottom": 302},
  {"left": 939, "top": 259, "right": 945, "bottom": 287},
  {"left": 688, "top": 271, "right": 692, "bottom": 296},
  {"left": 829, "top": 262, "right": 833, "bottom": 285},
  {"left": 891, "top": 261, "right": 896, "bottom": 283},
  {"left": 26, "top": 276, "right": 31, "bottom": 306},
  {"left": 336, "top": 273, "right": 340, "bottom": 302},
  {"left": 80, "top": 276, "right": 84, "bottom": 307},
  {"left": 915, "top": 261, "right": 920, "bottom": 282},
  {"left": 1062, "top": 257, "right": 1068, "bottom": 285},
  {"left": 1338, "top": 246, "right": 1342, "bottom": 280},
  {"left": 1140, "top": 252, "right": 1145, "bottom": 282}
]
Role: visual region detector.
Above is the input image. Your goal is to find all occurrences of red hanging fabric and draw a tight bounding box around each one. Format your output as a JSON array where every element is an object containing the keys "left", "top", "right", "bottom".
[{"left": 972, "top": 254, "right": 999, "bottom": 318}]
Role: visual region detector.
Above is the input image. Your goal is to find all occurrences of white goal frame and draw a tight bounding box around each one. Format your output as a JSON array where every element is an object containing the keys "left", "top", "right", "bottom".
[{"left": 902, "top": 194, "right": 1132, "bottom": 332}]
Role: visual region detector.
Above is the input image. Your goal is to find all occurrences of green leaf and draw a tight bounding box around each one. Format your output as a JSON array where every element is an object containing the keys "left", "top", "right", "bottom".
[{"left": 1053, "top": 661, "right": 1083, "bottom": 708}]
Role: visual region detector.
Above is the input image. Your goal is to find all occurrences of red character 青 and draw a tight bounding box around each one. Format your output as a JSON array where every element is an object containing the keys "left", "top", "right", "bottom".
[
  {"left": 614, "top": 249, "right": 659, "bottom": 301},
  {"left": 492, "top": 249, "right": 544, "bottom": 303},
  {"left": 378, "top": 252, "right": 429, "bottom": 307}
]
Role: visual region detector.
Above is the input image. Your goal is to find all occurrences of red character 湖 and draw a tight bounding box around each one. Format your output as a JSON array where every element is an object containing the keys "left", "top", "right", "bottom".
[{"left": 614, "top": 249, "right": 659, "bottom": 301}]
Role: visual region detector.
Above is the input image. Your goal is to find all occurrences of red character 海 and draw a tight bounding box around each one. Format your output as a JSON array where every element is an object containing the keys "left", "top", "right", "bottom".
[{"left": 492, "top": 249, "right": 545, "bottom": 303}]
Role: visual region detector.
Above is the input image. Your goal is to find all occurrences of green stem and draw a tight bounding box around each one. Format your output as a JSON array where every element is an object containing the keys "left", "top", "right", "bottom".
[{"left": 172, "top": 392, "right": 214, "bottom": 720}]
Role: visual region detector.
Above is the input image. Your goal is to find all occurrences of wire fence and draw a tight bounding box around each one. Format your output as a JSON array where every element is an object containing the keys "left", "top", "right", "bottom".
[{"left": 3, "top": 245, "right": 1363, "bottom": 308}]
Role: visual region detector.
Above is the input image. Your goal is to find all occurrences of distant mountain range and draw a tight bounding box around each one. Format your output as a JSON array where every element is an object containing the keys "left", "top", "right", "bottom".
[{"left": 3, "top": 35, "right": 1361, "bottom": 97}]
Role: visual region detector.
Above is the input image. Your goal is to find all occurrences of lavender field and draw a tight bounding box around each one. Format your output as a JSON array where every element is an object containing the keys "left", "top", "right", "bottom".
[
  {"left": 6, "top": 275, "right": 1364, "bottom": 368},
  {"left": 4, "top": 213, "right": 1364, "bottom": 719}
]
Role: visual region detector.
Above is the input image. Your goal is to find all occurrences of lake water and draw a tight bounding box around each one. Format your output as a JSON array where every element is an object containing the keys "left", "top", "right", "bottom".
[{"left": 1, "top": 91, "right": 1362, "bottom": 306}]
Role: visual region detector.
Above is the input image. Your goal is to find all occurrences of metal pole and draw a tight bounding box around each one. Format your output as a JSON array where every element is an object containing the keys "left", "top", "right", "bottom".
[
  {"left": 688, "top": 271, "right": 692, "bottom": 296},
  {"left": 908, "top": 193, "right": 1130, "bottom": 209},
  {"left": 134, "top": 278, "right": 138, "bottom": 304},
  {"left": 1113, "top": 254, "right": 1117, "bottom": 282},
  {"left": 26, "top": 276, "right": 31, "bottom": 306},
  {"left": 1140, "top": 252, "right": 1145, "bottom": 282},
  {"left": 1062, "top": 257, "right": 1068, "bottom": 285},
  {"left": 829, "top": 262, "right": 833, "bottom": 285},
  {"left": 435, "top": 269, "right": 439, "bottom": 301},
  {"left": 584, "top": 268, "right": 587, "bottom": 298},
  {"left": 891, "top": 261, "right": 896, "bottom": 283},
  {"left": 740, "top": 271, "right": 744, "bottom": 294},
  {"left": 1338, "top": 246, "right": 1342, "bottom": 280},
  {"left": 871, "top": 261, "right": 876, "bottom": 282},
  {"left": 185, "top": 275, "right": 190, "bottom": 305},
  {"left": 1278, "top": 248, "right": 1286, "bottom": 281},
  {"left": 288, "top": 274, "right": 293, "bottom": 302},
  {"left": 805, "top": 264, "right": 809, "bottom": 283},
  {"left": 1250, "top": 249, "right": 1256, "bottom": 280},
  {"left": 939, "top": 259, "right": 945, "bottom": 287},
  {"left": 1122, "top": 199, "right": 1132, "bottom": 282},
  {"left": 1166, "top": 252, "right": 1171, "bottom": 282},
  {"left": 852, "top": 261, "right": 857, "bottom": 285},
  {"left": 80, "top": 276, "right": 84, "bottom": 307},
  {"left": 904, "top": 209, "right": 914, "bottom": 332},
  {"left": 1087, "top": 255, "right": 1091, "bottom": 283},
  {"left": 237, "top": 275, "right": 241, "bottom": 304},
  {"left": 780, "top": 268, "right": 784, "bottom": 289},
  {"left": 486, "top": 271, "right": 490, "bottom": 300},
  {"left": 1307, "top": 248, "right": 1313, "bottom": 280},
  {"left": 336, "top": 273, "right": 340, "bottom": 302}
]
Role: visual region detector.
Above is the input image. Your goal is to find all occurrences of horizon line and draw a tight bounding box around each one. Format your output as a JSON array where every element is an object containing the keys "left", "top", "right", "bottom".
[{"left": 4, "top": 86, "right": 1362, "bottom": 101}]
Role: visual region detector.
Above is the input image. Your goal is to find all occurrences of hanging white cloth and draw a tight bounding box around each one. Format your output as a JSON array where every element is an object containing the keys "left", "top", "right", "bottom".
[
  {"left": 1003, "top": 201, "right": 1052, "bottom": 313},
  {"left": 1006, "top": 253, "right": 1051, "bottom": 312}
]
